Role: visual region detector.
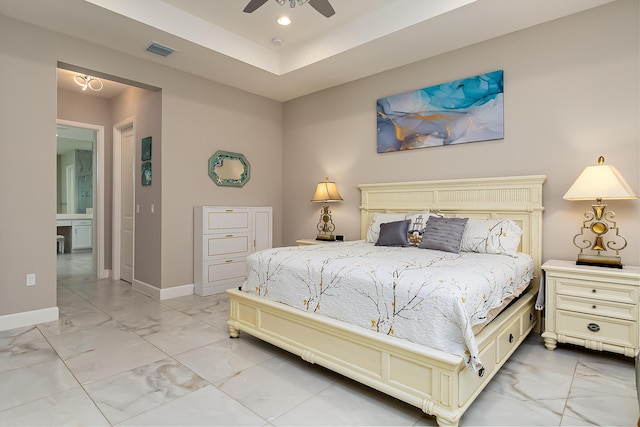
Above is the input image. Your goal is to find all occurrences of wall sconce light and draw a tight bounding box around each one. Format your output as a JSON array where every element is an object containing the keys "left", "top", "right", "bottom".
[
  {"left": 73, "top": 75, "right": 103, "bottom": 92},
  {"left": 311, "top": 177, "right": 343, "bottom": 241},
  {"left": 563, "top": 156, "right": 638, "bottom": 268}
]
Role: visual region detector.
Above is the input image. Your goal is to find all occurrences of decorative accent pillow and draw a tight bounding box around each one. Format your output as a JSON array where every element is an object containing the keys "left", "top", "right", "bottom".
[
  {"left": 366, "top": 212, "right": 406, "bottom": 243},
  {"left": 404, "top": 211, "right": 430, "bottom": 246},
  {"left": 460, "top": 219, "right": 523, "bottom": 257},
  {"left": 375, "top": 220, "right": 411, "bottom": 247},
  {"left": 418, "top": 217, "right": 469, "bottom": 253}
]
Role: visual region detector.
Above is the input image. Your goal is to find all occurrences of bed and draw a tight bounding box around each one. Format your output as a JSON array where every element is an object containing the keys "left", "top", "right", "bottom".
[{"left": 227, "top": 175, "right": 546, "bottom": 426}]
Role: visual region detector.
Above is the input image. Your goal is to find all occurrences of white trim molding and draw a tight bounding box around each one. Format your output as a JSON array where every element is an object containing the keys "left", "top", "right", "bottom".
[
  {"left": 0, "top": 307, "right": 59, "bottom": 331},
  {"left": 133, "top": 279, "right": 194, "bottom": 301},
  {"left": 57, "top": 119, "right": 108, "bottom": 279}
]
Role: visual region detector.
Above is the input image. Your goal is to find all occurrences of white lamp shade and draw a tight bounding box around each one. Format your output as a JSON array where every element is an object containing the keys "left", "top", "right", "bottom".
[
  {"left": 311, "top": 177, "right": 343, "bottom": 202},
  {"left": 563, "top": 157, "right": 638, "bottom": 201}
]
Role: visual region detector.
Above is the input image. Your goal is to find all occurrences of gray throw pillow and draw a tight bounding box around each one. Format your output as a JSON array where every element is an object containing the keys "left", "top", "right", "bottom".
[
  {"left": 375, "top": 220, "right": 410, "bottom": 247},
  {"left": 418, "top": 217, "right": 469, "bottom": 253}
]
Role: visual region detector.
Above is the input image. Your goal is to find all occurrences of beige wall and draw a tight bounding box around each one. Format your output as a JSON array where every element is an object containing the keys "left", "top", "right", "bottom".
[
  {"left": 160, "top": 74, "right": 283, "bottom": 288},
  {"left": 0, "top": 17, "right": 57, "bottom": 317},
  {"left": 0, "top": 13, "right": 283, "bottom": 320},
  {"left": 282, "top": 0, "right": 640, "bottom": 265},
  {"left": 110, "top": 87, "right": 164, "bottom": 287}
]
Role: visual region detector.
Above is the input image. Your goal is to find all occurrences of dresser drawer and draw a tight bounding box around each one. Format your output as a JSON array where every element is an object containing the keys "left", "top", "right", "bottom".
[
  {"left": 203, "top": 209, "right": 251, "bottom": 233},
  {"left": 206, "top": 258, "right": 247, "bottom": 284},
  {"left": 555, "top": 277, "right": 637, "bottom": 304},
  {"left": 204, "top": 234, "right": 251, "bottom": 259},
  {"left": 556, "top": 310, "right": 636, "bottom": 348},
  {"left": 556, "top": 294, "right": 635, "bottom": 321}
]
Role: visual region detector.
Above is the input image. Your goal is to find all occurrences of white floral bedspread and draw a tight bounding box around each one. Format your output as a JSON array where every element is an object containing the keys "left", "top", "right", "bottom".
[{"left": 241, "top": 240, "right": 533, "bottom": 371}]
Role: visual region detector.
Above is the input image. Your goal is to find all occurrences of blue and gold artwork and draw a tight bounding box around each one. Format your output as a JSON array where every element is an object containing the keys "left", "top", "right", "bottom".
[{"left": 377, "top": 70, "right": 504, "bottom": 152}]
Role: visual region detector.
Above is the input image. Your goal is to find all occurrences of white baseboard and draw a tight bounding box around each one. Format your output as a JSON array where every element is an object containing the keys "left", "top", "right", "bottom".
[
  {"left": 159, "top": 283, "right": 195, "bottom": 300},
  {"left": 0, "top": 306, "right": 59, "bottom": 331},
  {"left": 132, "top": 280, "right": 194, "bottom": 301}
]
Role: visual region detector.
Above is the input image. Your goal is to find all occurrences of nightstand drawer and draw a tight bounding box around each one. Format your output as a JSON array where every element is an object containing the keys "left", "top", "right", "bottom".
[
  {"left": 556, "top": 294, "right": 635, "bottom": 321},
  {"left": 555, "top": 278, "right": 637, "bottom": 304},
  {"left": 556, "top": 310, "right": 636, "bottom": 348}
]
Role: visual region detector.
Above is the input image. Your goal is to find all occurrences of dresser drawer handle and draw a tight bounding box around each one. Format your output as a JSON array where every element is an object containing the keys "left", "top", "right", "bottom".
[
  {"left": 529, "top": 313, "right": 534, "bottom": 323},
  {"left": 508, "top": 333, "right": 514, "bottom": 343},
  {"left": 592, "top": 289, "right": 597, "bottom": 293},
  {"left": 478, "top": 367, "right": 485, "bottom": 377},
  {"left": 587, "top": 323, "right": 600, "bottom": 332},
  {"left": 225, "top": 259, "right": 234, "bottom": 263},
  {"left": 592, "top": 305, "right": 597, "bottom": 309}
]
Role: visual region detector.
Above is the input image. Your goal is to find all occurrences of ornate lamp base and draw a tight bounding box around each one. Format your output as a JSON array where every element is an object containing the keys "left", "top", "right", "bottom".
[
  {"left": 576, "top": 254, "right": 623, "bottom": 269},
  {"left": 316, "top": 234, "right": 336, "bottom": 241},
  {"left": 571, "top": 200, "right": 627, "bottom": 270}
]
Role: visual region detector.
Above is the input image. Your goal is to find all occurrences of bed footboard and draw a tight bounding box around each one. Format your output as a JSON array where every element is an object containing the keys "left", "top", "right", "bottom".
[{"left": 227, "top": 288, "right": 536, "bottom": 426}]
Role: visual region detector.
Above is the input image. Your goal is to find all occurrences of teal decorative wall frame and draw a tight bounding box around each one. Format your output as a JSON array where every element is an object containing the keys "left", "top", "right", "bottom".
[{"left": 208, "top": 150, "right": 251, "bottom": 187}]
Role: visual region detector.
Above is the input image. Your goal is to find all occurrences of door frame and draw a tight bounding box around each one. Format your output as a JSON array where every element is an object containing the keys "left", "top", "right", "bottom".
[
  {"left": 112, "top": 118, "right": 135, "bottom": 281},
  {"left": 56, "top": 119, "right": 107, "bottom": 278}
]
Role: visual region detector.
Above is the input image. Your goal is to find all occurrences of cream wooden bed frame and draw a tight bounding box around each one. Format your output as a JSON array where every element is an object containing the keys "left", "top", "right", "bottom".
[{"left": 227, "top": 175, "right": 546, "bottom": 426}]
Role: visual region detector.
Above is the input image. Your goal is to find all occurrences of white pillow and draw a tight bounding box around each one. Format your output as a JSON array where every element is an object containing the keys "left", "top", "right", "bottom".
[
  {"left": 460, "top": 219, "right": 522, "bottom": 257},
  {"left": 366, "top": 212, "right": 406, "bottom": 243}
]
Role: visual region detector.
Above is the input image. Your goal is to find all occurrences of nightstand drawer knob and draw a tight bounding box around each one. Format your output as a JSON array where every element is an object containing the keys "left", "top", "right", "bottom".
[
  {"left": 592, "top": 289, "right": 597, "bottom": 293},
  {"left": 592, "top": 305, "right": 597, "bottom": 309},
  {"left": 509, "top": 333, "right": 514, "bottom": 343},
  {"left": 587, "top": 323, "right": 600, "bottom": 332}
]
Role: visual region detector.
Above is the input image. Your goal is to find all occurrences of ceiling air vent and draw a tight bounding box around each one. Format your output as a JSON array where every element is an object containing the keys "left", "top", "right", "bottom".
[{"left": 146, "top": 42, "right": 176, "bottom": 58}]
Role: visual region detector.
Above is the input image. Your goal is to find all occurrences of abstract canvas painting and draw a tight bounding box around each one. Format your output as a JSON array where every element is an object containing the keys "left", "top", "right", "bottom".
[{"left": 377, "top": 70, "right": 504, "bottom": 153}]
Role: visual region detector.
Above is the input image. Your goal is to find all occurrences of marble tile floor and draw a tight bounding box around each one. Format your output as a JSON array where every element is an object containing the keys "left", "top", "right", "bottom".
[{"left": 0, "top": 252, "right": 638, "bottom": 426}]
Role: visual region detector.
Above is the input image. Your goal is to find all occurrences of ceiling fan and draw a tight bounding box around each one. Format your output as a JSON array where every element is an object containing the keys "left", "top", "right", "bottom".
[{"left": 243, "top": 0, "right": 336, "bottom": 18}]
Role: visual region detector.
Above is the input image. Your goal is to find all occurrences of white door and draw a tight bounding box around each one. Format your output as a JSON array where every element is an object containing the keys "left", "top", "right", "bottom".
[{"left": 120, "top": 126, "right": 134, "bottom": 283}]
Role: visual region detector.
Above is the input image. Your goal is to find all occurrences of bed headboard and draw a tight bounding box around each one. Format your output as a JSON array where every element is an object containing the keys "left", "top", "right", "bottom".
[{"left": 359, "top": 175, "right": 546, "bottom": 290}]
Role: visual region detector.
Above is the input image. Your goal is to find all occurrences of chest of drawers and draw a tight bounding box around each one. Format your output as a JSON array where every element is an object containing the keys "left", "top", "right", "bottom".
[
  {"left": 542, "top": 259, "right": 640, "bottom": 357},
  {"left": 194, "top": 206, "right": 272, "bottom": 296}
]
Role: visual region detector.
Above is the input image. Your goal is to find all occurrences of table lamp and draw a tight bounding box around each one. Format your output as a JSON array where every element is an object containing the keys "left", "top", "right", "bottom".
[
  {"left": 311, "top": 177, "right": 343, "bottom": 241},
  {"left": 563, "top": 156, "right": 638, "bottom": 268}
]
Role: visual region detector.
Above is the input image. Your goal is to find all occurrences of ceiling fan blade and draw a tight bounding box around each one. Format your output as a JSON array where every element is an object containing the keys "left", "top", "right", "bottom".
[
  {"left": 243, "top": 0, "right": 269, "bottom": 13},
  {"left": 308, "top": 0, "right": 335, "bottom": 17}
]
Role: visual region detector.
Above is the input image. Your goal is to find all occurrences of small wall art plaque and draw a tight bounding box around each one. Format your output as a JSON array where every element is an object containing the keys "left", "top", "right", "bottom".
[
  {"left": 141, "top": 161, "right": 152, "bottom": 186},
  {"left": 141, "top": 136, "right": 152, "bottom": 161}
]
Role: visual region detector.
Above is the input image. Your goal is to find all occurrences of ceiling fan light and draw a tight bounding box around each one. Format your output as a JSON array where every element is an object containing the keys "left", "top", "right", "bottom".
[
  {"left": 277, "top": 16, "right": 291, "bottom": 25},
  {"left": 275, "top": 0, "right": 309, "bottom": 8}
]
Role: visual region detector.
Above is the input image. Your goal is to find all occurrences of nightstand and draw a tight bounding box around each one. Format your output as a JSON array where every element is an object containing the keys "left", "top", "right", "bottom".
[
  {"left": 296, "top": 239, "right": 341, "bottom": 246},
  {"left": 542, "top": 259, "right": 640, "bottom": 357}
]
